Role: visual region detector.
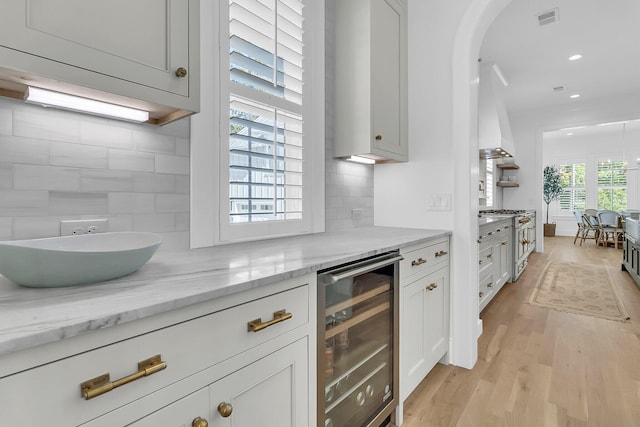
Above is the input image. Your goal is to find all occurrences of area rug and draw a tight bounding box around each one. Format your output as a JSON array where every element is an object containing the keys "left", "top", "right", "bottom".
[{"left": 528, "top": 260, "right": 630, "bottom": 322}]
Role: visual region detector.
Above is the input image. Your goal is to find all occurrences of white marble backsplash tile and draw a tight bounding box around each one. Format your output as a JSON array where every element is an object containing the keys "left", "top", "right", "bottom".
[
  {"left": 109, "top": 192, "right": 155, "bottom": 214},
  {"left": 49, "top": 191, "right": 109, "bottom": 214},
  {"left": 13, "top": 164, "right": 80, "bottom": 191},
  {"left": 0, "top": 98, "right": 190, "bottom": 249},
  {"left": 50, "top": 141, "right": 108, "bottom": 169},
  {"left": 0, "top": 136, "right": 50, "bottom": 164},
  {"left": 0, "top": 190, "right": 49, "bottom": 216},
  {"left": 0, "top": 217, "right": 11, "bottom": 240},
  {"left": 155, "top": 153, "right": 190, "bottom": 175},
  {"left": 0, "top": 107, "right": 11, "bottom": 136},
  {"left": 108, "top": 148, "right": 155, "bottom": 172}
]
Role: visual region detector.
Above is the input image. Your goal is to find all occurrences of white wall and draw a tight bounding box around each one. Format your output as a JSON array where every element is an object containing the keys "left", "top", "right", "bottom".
[{"left": 374, "top": 0, "right": 513, "bottom": 369}]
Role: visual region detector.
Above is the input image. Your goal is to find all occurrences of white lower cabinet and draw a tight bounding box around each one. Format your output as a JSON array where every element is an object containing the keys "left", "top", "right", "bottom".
[
  {"left": 398, "top": 237, "right": 450, "bottom": 424},
  {"left": 478, "top": 219, "right": 512, "bottom": 312},
  {"left": 0, "top": 275, "right": 314, "bottom": 427},
  {"left": 401, "top": 266, "right": 449, "bottom": 395},
  {"left": 122, "top": 339, "right": 308, "bottom": 427}
]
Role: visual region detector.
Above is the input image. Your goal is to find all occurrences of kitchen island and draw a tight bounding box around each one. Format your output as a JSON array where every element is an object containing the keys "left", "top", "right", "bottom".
[{"left": 0, "top": 226, "right": 449, "bottom": 426}]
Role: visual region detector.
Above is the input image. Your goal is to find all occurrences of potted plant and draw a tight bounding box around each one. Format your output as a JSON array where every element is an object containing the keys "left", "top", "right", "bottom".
[{"left": 543, "top": 165, "right": 564, "bottom": 236}]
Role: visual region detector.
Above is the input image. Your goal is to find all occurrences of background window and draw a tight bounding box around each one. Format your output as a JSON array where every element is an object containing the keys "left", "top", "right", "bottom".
[
  {"left": 597, "top": 160, "right": 627, "bottom": 211},
  {"left": 559, "top": 163, "right": 586, "bottom": 211}
]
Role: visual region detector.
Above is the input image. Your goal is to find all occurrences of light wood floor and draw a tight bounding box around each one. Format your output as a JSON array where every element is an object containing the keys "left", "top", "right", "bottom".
[{"left": 401, "top": 236, "right": 640, "bottom": 427}]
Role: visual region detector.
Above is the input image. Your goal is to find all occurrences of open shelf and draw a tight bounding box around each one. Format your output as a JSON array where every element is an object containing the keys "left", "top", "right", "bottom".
[
  {"left": 496, "top": 182, "right": 519, "bottom": 187},
  {"left": 496, "top": 163, "right": 520, "bottom": 170}
]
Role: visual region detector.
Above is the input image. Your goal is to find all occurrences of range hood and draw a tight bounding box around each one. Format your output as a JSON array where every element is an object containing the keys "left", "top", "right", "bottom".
[{"left": 478, "top": 61, "right": 516, "bottom": 159}]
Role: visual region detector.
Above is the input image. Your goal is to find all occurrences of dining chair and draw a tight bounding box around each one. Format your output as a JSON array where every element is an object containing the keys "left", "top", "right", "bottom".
[
  {"left": 597, "top": 210, "right": 624, "bottom": 249},
  {"left": 580, "top": 213, "right": 599, "bottom": 246},
  {"left": 573, "top": 210, "right": 585, "bottom": 244}
]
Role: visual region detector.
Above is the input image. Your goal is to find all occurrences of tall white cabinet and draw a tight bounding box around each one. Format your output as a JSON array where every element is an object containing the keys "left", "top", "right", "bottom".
[
  {"left": 0, "top": 0, "right": 199, "bottom": 124},
  {"left": 334, "top": 0, "right": 408, "bottom": 162}
]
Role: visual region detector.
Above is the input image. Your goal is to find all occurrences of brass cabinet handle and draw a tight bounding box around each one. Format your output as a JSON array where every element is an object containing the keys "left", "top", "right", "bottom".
[
  {"left": 175, "top": 67, "right": 188, "bottom": 77},
  {"left": 218, "top": 402, "right": 233, "bottom": 418},
  {"left": 247, "top": 309, "right": 292, "bottom": 332},
  {"left": 375, "top": 135, "right": 382, "bottom": 140},
  {"left": 80, "top": 355, "right": 166, "bottom": 400},
  {"left": 411, "top": 257, "right": 427, "bottom": 266},
  {"left": 435, "top": 250, "right": 448, "bottom": 257},
  {"left": 519, "top": 218, "right": 530, "bottom": 224},
  {"left": 496, "top": 229, "right": 501, "bottom": 232},
  {"left": 486, "top": 254, "right": 493, "bottom": 258},
  {"left": 501, "top": 241, "right": 508, "bottom": 246},
  {"left": 487, "top": 231, "right": 495, "bottom": 235},
  {"left": 477, "top": 239, "right": 482, "bottom": 243},
  {"left": 487, "top": 282, "right": 493, "bottom": 288},
  {"left": 426, "top": 283, "right": 438, "bottom": 291},
  {"left": 192, "top": 417, "right": 209, "bottom": 427},
  {"left": 479, "top": 260, "right": 483, "bottom": 265},
  {"left": 479, "top": 291, "right": 485, "bottom": 297}
]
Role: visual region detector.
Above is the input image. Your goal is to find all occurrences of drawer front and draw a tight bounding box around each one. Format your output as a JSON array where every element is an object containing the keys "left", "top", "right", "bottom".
[
  {"left": 401, "top": 238, "right": 450, "bottom": 280},
  {"left": 0, "top": 284, "right": 309, "bottom": 426},
  {"left": 478, "top": 245, "right": 494, "bottom": 275},
  {"left": 479, "top": 272, "right": 495, "bottom": 311}
]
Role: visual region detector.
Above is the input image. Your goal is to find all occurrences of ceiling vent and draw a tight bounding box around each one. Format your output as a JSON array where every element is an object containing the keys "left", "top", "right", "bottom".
[
  {"left": 536, "top": 8, "right": 559, "bottom": 26},
  {"left": 553, "top": 85, "right": 566, "bottom": 93}
]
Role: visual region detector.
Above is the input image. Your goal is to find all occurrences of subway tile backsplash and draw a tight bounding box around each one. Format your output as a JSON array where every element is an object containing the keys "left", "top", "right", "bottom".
[{"left": 0, "top": 98, "right": 190, "bottom": 249}]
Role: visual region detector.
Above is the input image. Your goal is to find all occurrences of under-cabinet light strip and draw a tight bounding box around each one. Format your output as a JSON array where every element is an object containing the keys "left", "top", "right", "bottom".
[{"left": 25, "top": 86, "right": 149, "bottom": 123}]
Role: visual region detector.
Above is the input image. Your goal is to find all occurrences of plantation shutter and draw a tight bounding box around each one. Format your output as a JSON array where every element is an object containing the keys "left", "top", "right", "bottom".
[{"left": 228, "top": 0, "right": 304, "bottom": 223}]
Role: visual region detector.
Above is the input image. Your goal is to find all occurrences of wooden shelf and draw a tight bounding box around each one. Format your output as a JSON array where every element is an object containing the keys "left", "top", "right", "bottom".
[
  {"left": 496, "top": 163, "right": 520, "bottom": 169},
  {"left": 496, "top": 182, "right": 519, "bottom": 187}
]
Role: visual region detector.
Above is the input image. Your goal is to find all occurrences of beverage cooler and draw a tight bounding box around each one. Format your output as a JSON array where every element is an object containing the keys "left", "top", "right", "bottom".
[{"left": 317, "top": 252, "right": 402, "bottom": 427}]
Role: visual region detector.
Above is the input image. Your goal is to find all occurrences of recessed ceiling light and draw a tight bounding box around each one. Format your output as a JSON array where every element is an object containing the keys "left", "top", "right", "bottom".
[
  {"left": 569, "top": 54, "right": 582, "bottom": 61},
  {"left": 570, "top": 94, "right": 581, "bottom": 99},
  {"left": 566, "top": 132, "right": 573, "bottom": 136}
]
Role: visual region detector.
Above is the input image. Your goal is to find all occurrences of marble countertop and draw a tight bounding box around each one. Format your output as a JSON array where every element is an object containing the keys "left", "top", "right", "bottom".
[
  {"left": 0, "top": 226, "right": 450, "bottom": 357},
  {"left": 478, "top": 214, "right": 516, "bottom": 227}
]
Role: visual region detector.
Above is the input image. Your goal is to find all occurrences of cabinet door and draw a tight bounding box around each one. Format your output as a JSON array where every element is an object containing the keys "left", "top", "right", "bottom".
[
  {"left": 0, "top": 0, "right": 190, "bottom": 96},
  {"left": 401, "top": 275, "right": 428, "bottom": 396},
  {"left": 401, "top": 266, "right": 449, "bottom": 398},
  {"left": 128, "top": 388, "right": 209, "bottom": 427},
  {"left": 371, "top": 0, "right": 402, "bottom": 157},
  {"left": 494, "top": 237, "right": 510, "bottom": 287},
  {"left": 424, "top": 267, "right": 449, "bottom": 369},
  {"left": 209, "top": 338, "right": 308, "bottom": 427}
]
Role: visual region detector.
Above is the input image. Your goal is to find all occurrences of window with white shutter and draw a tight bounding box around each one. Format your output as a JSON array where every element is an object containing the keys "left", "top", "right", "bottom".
[
  {"left": 597, "top": 160, "right": 627, "bottom": 211},
  {"left": 559, "top": 163, "right": 586, "bottom": 211},
  {"left": 190, "top": 0, "right": 324, "bottom": 246}
]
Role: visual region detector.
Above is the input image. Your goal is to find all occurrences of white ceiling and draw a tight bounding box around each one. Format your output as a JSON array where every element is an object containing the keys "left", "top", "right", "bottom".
[{"left": 480, "top": 0, "right": 640, "bottom": 115}]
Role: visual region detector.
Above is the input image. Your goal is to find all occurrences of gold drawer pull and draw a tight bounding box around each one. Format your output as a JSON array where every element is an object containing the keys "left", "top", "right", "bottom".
[
  {"left": 487, "top": 282, "right": 493, "bottom": 288},
  {"left": 175, "top": 67, "right": 188, "bottom": 77},
  {"left": 426, "top": 283, "right": 438, "bottom": 291},
  {"left": 411, "top": 257, "right": 427, "bottom": 266},
  {"left": 479, "top": 291, "right": 485, "bottom": 298},
  {"left": 501, "top": 241, "right": 508, "bottom": 246},
  {"left": 435, "top": 250, "right": 448, "bottom": 257},
  {"left": 247, "top": 309, "right": 293, "bottom": 332},
  {"left": 80, "top": 354, "right": 166, "bottom": 400},
  {"left": 218, "top": 402, "right": 233, "bottom": 418},
  {"left": 193, "top": 416, "right": 209, "bottom": 427}
]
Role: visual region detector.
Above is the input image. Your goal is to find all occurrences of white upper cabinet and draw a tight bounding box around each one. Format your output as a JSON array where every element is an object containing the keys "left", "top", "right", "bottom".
[
  {"left": 0, "top": 0, "right": 199, "bottom": 124},
  {"left": 334, "top": 0, "right": 408, "bottom": 163}
]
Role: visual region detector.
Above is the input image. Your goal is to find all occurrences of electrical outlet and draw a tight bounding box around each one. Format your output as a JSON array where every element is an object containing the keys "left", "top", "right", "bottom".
[{"left": 60, "top": 219, "right": 109, "bottom": 236}]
